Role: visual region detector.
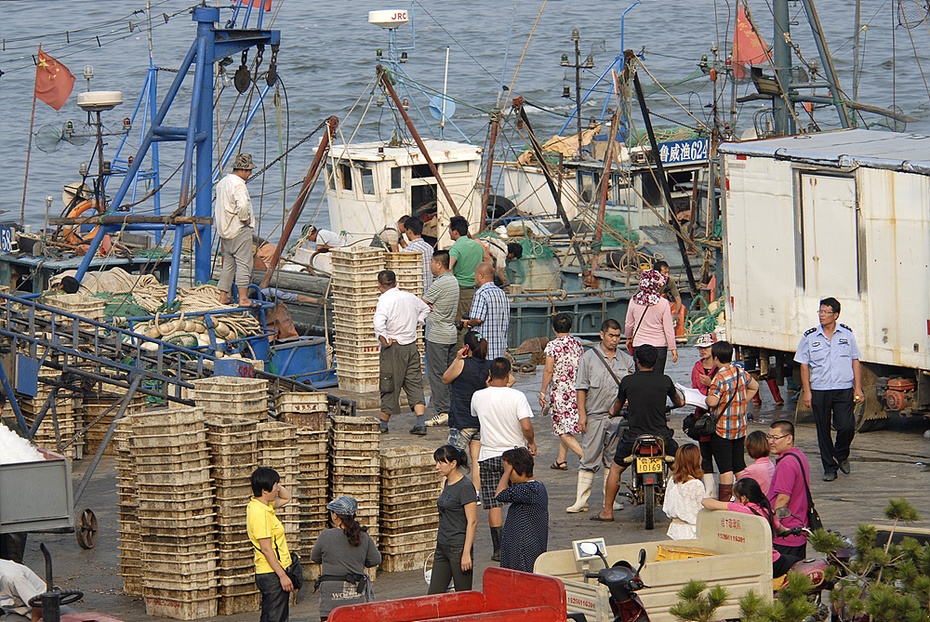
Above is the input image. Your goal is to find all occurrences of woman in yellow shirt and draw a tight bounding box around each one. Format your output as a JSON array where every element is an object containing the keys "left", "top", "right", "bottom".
[{"left": 247, "top": 467, "right": 294, "bottom": 622}]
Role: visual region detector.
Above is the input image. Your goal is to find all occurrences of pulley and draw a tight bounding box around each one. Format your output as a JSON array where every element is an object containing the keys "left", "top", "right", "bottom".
[{"left": 234, "top": 49, "right": 251, "bottom": 93}]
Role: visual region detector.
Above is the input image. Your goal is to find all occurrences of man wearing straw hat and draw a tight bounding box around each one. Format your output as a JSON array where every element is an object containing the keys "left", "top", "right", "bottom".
[{"left": 215, "top": 153, "right": 258, "bottom": 308}]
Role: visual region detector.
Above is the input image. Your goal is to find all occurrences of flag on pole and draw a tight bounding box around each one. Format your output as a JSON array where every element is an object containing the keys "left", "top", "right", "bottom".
[
  {"left": 250, "top": 0, "right": 272, "bottom": 10},
  {"left": 34, "top": 49, "right": 75, "bottom": 110},
  {"left": 732, "top": 4, "right": 771, "bottom": 80}
]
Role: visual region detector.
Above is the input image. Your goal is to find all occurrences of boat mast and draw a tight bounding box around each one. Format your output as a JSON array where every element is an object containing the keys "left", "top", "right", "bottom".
[
  {"left": 798, "top": 0, "right": 851, "bottom": 128},
  {"left": 772, "top": 0, "right": 795, "bottom": 135},
  {"left": 852, "top": 0, "right": 862, "bottom": 101}
]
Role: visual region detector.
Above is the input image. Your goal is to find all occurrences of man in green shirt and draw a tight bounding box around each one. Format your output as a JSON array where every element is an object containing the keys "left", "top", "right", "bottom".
[{"left": 448, "top": 215, "right": 485, "bottom": 329}]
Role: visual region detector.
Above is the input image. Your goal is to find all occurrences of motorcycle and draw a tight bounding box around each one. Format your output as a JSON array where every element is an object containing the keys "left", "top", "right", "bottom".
[
  {"left": 621, "top": 434, "right": 674, "bottom": 530},
  {"left": 775, "top": 512, "right": 858, "bottom": 621},
  {"left": 568, "top": 542, "right": 650, "bottom": 622}
]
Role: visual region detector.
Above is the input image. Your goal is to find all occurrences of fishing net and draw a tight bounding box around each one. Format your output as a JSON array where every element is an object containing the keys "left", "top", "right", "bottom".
[
  {"left": 897, "top": 0, "right": 930, "bottom": 28},
  {"left": 602, "top": 213, "right": 639, "bottom": 247}
]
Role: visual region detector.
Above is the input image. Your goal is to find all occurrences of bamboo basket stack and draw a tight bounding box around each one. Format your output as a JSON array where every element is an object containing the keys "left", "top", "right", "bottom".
[
  {"left": 277, "top": 392, "right": 331, "bottom": 572},
  {"left": 115, "top": 415, "right": 142, "bottom": 595},
  {"left": 257, "top": 421, "right": 300, "bottom": 551},
  {"left": 206, "top": 416, "right": 261, "bottom": 615},
  {"left": 188, "top": 376, "right": 269, "bottom": 419},
  {"left": 131, "top": 407, "right": 218, "bottom": 620},
  {"left": 330, "top": 247, "right": 385, "bottom": 394},
  {"left": 329, "top": 416, "right": 381, "bottom": 543},
  {"left": 378, "top": 447, "right": 441, "bottom": 572}
]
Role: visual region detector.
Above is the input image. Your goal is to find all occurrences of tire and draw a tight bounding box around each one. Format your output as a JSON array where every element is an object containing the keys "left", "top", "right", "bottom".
[
  {"left": 644, "top": 484, "right": 655, "bottom": 530},
  {"left": 855, "top": 401, "right": 889, "bottom": 433}
]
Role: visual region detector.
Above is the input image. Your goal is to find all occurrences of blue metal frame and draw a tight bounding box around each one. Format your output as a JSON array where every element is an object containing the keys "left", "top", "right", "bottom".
[{"left": 73, "top": 7, "right": 280, "bottom": 300}]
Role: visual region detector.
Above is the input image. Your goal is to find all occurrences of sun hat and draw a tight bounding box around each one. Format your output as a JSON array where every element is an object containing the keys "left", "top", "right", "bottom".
[
  {"left": 232, "top": 153, "right": 257, "bottom": 170},
  {"left": 693, "top": 333, "right": 716, "bottom": 348},
  {"left": 326, "top": 495, "right": 358, "bottom": 516}
]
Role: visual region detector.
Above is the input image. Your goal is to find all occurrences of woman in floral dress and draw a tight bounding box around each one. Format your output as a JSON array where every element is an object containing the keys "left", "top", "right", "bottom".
[{"left": 539, "top": 313, "right": 584, "bottom": 470}]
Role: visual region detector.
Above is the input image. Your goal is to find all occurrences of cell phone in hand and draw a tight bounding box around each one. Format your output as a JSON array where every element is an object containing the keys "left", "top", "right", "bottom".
[{"left": 463, "top": 345, "right": 470, "bottom": 356}]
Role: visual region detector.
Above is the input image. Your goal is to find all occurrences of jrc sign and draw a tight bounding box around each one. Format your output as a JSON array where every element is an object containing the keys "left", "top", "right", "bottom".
[{"left": 368, "top": 10, "right": 409, "bottom": 28}]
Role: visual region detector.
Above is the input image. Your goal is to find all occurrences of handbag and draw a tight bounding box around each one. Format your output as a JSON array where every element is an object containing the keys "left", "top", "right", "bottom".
[
  {"left": 286, "top": 553, "right": 304, "bottom": 592},
  {"left": 687, "top": 375, "right": 742, "bottom": 439},
  {"left": 786, "top": 453, "right": 824, "bottom": 531},
  {"left": 626, "top": 308, "right": 648, "bottom": 355}
]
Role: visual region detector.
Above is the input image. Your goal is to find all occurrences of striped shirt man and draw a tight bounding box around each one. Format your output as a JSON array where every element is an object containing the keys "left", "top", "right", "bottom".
[
  {"left": 470, "top": 281, "right": 510, "bottom": 360},
  {"left": 402, "top": 237, "right": 434, "bottom": 290}
]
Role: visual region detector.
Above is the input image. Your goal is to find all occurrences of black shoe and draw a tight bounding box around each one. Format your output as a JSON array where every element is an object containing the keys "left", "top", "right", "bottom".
[
  {"left": 823, "top": 471, "right": 837, "bottom": 482},
  {"left": 839, "top": 460, "right": 851, "bottom": 474},
  {"left": 409, "top": 425, "right": 427, "bottom": 436}
]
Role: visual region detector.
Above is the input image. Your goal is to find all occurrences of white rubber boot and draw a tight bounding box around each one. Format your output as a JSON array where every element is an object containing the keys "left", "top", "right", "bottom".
[
  {"left": 605, "top": 470, "right": 624, "bottom": 511},
  {"left": 566, "top": 470, "right": 595, "bottom": 513},
  {"left": 702, "top": 473, "right": 717, "bottom": 499}
]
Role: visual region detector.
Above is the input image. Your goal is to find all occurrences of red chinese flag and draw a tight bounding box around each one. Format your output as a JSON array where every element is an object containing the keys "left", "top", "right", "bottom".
[
  {"left": 250, "top": 0, "right": 272, "bottom": 11},
  {"left": 732, "top": 4, "right": 770, "bottom": 80},
  {"left": 34, "top": 50, "right": 75, "bottom": 110}
]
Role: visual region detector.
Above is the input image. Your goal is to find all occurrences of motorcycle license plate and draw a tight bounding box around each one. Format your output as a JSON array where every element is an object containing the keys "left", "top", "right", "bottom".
[{"left": 636, "top": 457, "right": 663, "bottom": 473}]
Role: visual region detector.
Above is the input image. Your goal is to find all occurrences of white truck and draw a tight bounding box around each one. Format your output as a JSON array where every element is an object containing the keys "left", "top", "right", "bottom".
[
  {"left": 718, "top": 129, "right": 930, "bottom": 429},
  {"left": 534, "top": 510, "right": 773, "bottom": 622}
]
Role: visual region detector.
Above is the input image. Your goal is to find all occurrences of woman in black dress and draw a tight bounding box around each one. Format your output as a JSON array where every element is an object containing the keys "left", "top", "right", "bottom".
[
  {"left": 494, "top": 447, "right": 549, "bottom": 573},
  {"left": 428, "top": 445, "right": 478, "bottom": 594}
]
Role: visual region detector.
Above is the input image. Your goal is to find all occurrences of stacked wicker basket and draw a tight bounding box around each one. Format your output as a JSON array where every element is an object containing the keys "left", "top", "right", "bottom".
[
  {"left": 330, "top": 247, "right": 385, "bottom": 393},
  {"left": 187, "top": 377, "right": 269, "bottom": 420},
  {"left": 17, "top": 367, "right": 78, "bottom": 459},
  {"left": 82, "top": 392, "right": 147, "bottom": 456},
  {"left": 277, "top": 392, "right": 331, "bottom": 568},
  {"left": 205, "top": 416, "right": 261, "bottom": 615},
  {"left": 329, "top": 416, "right": 380, "bottom": 543},
  {"left": 115, "top": 416, "right": 142, "bottom": 595},
  {"left": 131, "top": 407, "right": 218, "bottom": 620},
  {"left": 378, "top": 447, "right": 441, "bottom": 572},
  {"left": 257, "top": 421, "right": 300, "bottom": 551}
]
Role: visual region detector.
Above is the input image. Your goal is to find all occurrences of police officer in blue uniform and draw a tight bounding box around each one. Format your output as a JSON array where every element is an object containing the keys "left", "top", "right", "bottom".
[{"left": 794, "top": 297, "right": 863, "bottom": 482}]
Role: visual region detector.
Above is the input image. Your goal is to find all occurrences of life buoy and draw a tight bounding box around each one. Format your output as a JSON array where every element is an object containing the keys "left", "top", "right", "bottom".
[{"left": 64, "top": 200, "right": 101, "bottom": 245}]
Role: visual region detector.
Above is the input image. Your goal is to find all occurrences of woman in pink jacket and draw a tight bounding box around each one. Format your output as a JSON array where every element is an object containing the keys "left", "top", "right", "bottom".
[{"left": 624, "top": 269, "right": 678, "bottom": 374}]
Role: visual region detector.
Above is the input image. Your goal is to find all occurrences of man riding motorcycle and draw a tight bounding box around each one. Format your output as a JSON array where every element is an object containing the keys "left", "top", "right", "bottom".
[{"left": 591, "top": 344, "right": 685, "bottom": 522}]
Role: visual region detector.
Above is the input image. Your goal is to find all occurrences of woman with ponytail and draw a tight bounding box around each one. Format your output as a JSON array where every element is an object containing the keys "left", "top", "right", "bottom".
[
  {"left": 310, "top": 496, "right": 381, "bottom": 620},
  {"left": 428, "top": 444, "right": 478, "bottom": 594}
]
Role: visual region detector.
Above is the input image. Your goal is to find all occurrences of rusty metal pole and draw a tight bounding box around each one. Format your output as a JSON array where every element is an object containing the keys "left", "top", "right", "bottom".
[
  {"left": 259, "top": 116, "right": 338, "bottom": 289},
  {"left": 590, "top": 146, "right": 613, "bottom": 274},
  {"left": 478, "top": 109, "right": 501, "bottom": 233},
  {"left": 377, "top": 65, "right": 460, "bottom": 217}
]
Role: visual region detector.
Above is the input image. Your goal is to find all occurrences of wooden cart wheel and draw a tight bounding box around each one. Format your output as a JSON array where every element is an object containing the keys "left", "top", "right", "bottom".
[{"left": 76, "top": 508, "right": 98, "bottom": 549}]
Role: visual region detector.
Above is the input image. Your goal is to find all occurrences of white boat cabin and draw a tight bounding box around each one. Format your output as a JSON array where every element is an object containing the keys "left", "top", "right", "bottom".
[{"left": 323, "top": 139, "right": 484, "bottom": 248}]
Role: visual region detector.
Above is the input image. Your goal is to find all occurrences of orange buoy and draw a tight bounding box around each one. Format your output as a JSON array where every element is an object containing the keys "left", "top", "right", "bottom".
[{"left": 64, "top": 200, "right": 101, "bottom": 245}]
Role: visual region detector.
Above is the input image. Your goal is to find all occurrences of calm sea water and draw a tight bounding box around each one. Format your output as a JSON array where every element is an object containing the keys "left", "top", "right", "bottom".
[{"left": 2, "top": 0, "right": 929, "bottom": 233}]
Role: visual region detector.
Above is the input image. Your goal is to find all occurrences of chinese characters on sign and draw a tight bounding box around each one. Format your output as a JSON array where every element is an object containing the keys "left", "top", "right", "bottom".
[{"left": 658, "top": 138, "right": 709, "bottom": 165}]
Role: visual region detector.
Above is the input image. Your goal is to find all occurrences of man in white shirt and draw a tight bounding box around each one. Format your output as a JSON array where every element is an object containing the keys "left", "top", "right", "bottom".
[
  {"left": 306, "top": 226, "right": 342, "bottom": 250},
  {"left": 215, "top": 153, "right": 257, "bottom": 307},
  {"left": 471, "top": 357, "right": 535, "bottom": 562},
  {"left": 374, "top": 270, "right": 431, "bottom": 435},
  {"left": 0, "top": 559, "right": 46, "bottom": 622}
]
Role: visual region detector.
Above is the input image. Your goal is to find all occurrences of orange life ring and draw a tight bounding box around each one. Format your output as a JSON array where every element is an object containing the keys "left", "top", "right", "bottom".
[{"left": 64, "top": 200, "right": 101, "bottom": 245}]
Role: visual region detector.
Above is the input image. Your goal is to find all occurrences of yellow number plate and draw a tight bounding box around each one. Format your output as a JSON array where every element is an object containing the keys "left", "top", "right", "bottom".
[{"left": 636, "top": 457, "right": 663, "bottom": 473}]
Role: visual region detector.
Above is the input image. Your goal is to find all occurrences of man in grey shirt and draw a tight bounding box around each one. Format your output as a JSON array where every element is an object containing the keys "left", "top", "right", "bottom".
[
  {"left": 566, "top": 318, "right": 635, "bottom": 514},
  {"left": 423, "top": 250, "right": 460, "bottom": 427}
]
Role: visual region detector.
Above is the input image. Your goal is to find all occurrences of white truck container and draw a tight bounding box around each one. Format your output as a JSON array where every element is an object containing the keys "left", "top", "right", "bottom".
[{"left": 718, "top": 129, "right": 930, "bottom": 428}]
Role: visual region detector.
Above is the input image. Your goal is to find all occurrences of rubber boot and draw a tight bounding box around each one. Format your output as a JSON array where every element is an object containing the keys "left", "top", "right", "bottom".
[
  {"left": 701, "top": 473, "right": 717, "bottom": 499},
  {"left": 717, "top": 483, "right": 734, "bottom": 502},
  {"left": 767, "top": 379, "right": 784, "bottom": 405},
  {"left": 605, "top": 470, "right": 624, "bottom": 511},
  {"left": 490, "top": 526, "right": 502, "bottom": 562},
  {"left": 566, "top": 470, "right": 595, "bottom": 513},
  {"left": 752, "top": 392, "right": 762, "bottom": 406}
]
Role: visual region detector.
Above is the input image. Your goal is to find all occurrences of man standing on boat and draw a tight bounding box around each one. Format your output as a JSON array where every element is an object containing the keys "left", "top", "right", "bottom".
[
  {"left": 423, "top": 250, "right": 459, "bottom": 428},
  {"left": 463, "top": 262, "right": 510, "bottom": 360},
  {"left": 794, "top": 297, "right": 862, "bottom": 482},
  {"left": 448, "top": 216, "right": 485, "bottom": 336},
  {"left": 401, "top": 216, "right": 434, "bottom": 290},
  {"left": 374, "top": 269, "right": 431, "bottom": 436},
  {"left": 215, "top": 153, "right": 257, "bottom": 307}
]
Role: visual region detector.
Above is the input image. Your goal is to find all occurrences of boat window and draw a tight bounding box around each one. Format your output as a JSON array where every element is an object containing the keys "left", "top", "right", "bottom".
[
  {"left": 361, "top": 168, "right": 375, "bottom": 195},
  {"left": 443, "top": 161, "right": 469, "bottom": 175},
  {"left": 339, "top": 163, "right": 353, "bottom": 191},
  {"left": 391, "top": 167, "right": 403, "bottom": 189},
  {"left": 412, "top": 164, "right": 433, "bottom": 179}
]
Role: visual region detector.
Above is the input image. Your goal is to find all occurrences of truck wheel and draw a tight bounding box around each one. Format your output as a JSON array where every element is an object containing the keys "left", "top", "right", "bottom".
[
  {"left": 854, "top": 400, "right": 888, "bottom": 433},
  {"left": 644, "top": 484, "right": 655, "bottom": 530}
]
